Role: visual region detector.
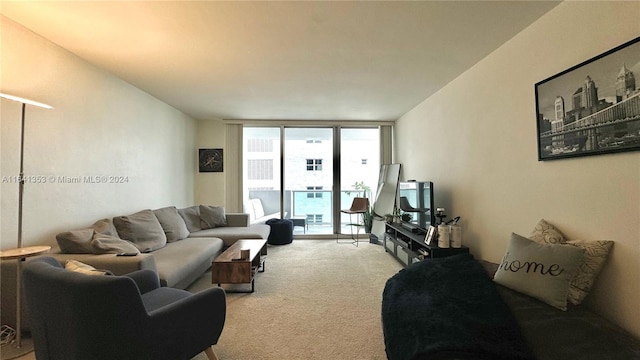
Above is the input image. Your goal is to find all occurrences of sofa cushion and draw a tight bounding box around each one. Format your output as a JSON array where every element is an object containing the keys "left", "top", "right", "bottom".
[
  {"left": 153, "top": 206, "right": 190, "bottom": 242},
  {"left": 56, "top": 229, "right": 95, "bottom": 254},
  {"left": 113, "top": 209, "right": 167, "bottom": 252},
  {"left": 199, "top": 205, "right": 227, "bottom": 229},
  {"left": 46, "top": 252, "right": 156, "bottom": 276},
  {"left": 90, "top": 233, "right": 140, "bottom": 255},
  {"left": 494, "top": 233, "right": 585, "bottom": 311},
  {"left": 151, "top": 237, "right": 223, "bottom": 288},
  {"left": 92, "top": 218, "right": 120, "bottom": 237},
  {"left": 178, "top": 206, "right": 202, "bottom": 233},
  {"left": 189, "top": 224, "right": 270, "bottom": 247}
]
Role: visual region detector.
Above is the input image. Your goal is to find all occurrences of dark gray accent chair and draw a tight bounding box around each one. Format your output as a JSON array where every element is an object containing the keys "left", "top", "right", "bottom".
[{"left": 22, "top": 257, "right": 225, "bottom": 360}]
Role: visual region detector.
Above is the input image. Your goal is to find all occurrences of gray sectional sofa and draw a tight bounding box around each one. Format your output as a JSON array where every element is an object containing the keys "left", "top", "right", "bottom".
[
  {"left": 0, "top": 205, "right": 270, "bottom": 332},
  {"left": 51, "top": 205, "right": 271, "bottom": 288}
]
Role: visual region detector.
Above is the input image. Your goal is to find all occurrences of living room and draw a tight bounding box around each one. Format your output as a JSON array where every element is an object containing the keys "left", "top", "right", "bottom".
[{"left": 1, "top": 1, "right": 639, "bottom": 359}]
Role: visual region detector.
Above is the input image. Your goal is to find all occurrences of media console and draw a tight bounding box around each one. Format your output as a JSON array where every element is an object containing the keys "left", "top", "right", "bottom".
[{"left": 383, "top": 222, "right": 469, "bottom": 267}]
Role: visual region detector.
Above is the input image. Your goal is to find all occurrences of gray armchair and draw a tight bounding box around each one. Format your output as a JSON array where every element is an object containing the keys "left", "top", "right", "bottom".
[{"left": 22, "top": 257, "right": 225, "bottom": 360}]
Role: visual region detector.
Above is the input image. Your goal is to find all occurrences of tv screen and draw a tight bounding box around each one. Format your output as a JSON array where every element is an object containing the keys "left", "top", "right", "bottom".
[{"left": 398, "top": 181, "right": 435, "bottom": 230}]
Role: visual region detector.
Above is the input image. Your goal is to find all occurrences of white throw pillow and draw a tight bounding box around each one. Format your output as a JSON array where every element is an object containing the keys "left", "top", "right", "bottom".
[{"left": 65, "top": 260, "right": 111, "bottom": 276}]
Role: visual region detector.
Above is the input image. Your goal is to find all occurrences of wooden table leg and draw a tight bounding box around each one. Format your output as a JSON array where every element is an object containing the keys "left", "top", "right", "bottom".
[{"left": 205, "top": 347, "right": 218, "bottom": 360}]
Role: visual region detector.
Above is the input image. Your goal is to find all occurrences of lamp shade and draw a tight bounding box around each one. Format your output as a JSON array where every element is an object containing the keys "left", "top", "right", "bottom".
[{"left": 0, "top": 93, "right": 52, "bottom": 109}]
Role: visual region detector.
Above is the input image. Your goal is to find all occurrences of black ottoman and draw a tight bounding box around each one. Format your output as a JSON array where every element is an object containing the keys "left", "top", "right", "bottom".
[{"left": 265, "top": 218, "right": 293, "bottom": 245}]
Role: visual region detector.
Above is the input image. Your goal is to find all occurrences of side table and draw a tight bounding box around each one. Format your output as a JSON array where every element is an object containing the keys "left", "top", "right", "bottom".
[
  {"left": 0, "top": 245, "right": 51, "bottom": 348},
  {"left": 291, "top": 217, "right": 307, "bottom": 233}
]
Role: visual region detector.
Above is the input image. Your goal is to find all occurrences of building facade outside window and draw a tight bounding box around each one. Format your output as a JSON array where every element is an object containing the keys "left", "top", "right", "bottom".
[
  {"left": 306, "top": 159, "right": 322, "bottom": 171},
  {"left": 306, "top": 186, "right": 323, "bottom": 198}
]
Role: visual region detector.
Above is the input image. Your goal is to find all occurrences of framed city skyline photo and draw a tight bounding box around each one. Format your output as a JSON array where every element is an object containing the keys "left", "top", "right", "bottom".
[
  {"left": 535, "top": 36, "right": 640, "bottom": 161},
  {"left": 199, "top": 148, "right": 223, "bottom": 172}
]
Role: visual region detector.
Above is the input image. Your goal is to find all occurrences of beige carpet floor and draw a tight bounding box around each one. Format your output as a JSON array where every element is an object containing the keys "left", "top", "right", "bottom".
[
  {"left": 188, "top": 240, "right": 403, "bottom": 360},
  {"left": 4, "top": 240, "right": 402, "bottom": 360}
]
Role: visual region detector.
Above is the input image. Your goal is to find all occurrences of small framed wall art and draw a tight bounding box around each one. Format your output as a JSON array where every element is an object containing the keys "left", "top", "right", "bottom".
[
  {"left": 199, "top": 148, "right": 223, "bottom": 172},
  {"left": 424, "top": 225, "right": 437, "bottom": 245}
]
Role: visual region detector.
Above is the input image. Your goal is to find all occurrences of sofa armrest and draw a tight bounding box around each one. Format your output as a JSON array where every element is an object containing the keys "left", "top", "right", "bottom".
[
  {"left": 44, "top": 251, "right": 157, "bottom": 276},
  {"left": 126, "top": 269, "right": 161, "bottom": 294},
  {"left": 225, "top": 213, "right": 250, "bottom": 227},
  {"left": 148, "top": 287, "right": 226, "bottom": 351}
]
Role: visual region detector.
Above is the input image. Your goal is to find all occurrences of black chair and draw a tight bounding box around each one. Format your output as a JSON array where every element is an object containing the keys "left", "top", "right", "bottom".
[{"left": 22, "top": 256, "right": 226, "bottom": 360}]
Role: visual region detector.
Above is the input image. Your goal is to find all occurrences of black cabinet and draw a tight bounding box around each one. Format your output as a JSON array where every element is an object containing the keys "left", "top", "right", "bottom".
[{"left": 383, "top": 222, "right": 469, "bottom": 267}]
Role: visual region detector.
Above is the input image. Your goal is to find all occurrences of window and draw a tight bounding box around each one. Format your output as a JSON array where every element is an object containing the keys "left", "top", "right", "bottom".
[
  {"left": 247, "top": 138, "right": 273, "bottom": 152},
  {"left": 244, "top": 126, "right": 384, "bottom": 236},
  {"left": 306, "top": 159, "right": 322, "bottom": 171},
  {"left": 306, "top": 186, "right": 323, "bottom": 198},
  {"left": 306, "top": 214, "right": 323, "bottom": 224},
  {"left": 247, "top": 159, "right": 274, "bottom": 180}
]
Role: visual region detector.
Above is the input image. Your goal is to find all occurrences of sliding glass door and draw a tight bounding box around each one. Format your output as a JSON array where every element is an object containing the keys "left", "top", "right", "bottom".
[
  {"left": 284, "top": 128, "right": 334, "bottom": 234},
  {"left": 339, "top": 128, "right": 380, "bottom": 234},
  {"left": 243, "top": 126, "right": 379, "bottom": 236},
  {"left": 243, "top": 128, "right": 281, "bottom": 225}
]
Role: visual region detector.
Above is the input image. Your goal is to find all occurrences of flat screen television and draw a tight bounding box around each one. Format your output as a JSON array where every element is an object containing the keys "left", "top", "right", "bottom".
[{"left": 398, "top": 181, "right": 435, "bottom": 230}]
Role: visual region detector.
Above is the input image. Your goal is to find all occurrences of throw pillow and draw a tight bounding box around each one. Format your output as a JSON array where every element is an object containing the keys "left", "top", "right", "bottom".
[
  {"left": 113, "top": 209, "right": 167, "bottom": 252},
  {"left": 153, "top": 206, "right": 190, "bottom": 242},
  {"left": 90, "top": 232, "right": 140, "bottom": 255},
  {"left": 65, "top": 260, "right": 112, "bottom": 276},
  {"left": 178, "top": 206, "right": 202, "bottom": 232},
  {"left": 529, "top": 218, "right": 566, "bottom": 244},
  {"left": 92, "top": 218, "right": 120, "bottom": 237},
  {"left": 200, "top": 205, "right": 227, "bottom": 229},
  {"left": 494, "top": 233, "right": 585, "bottom": 311},
  {"left": 565, "top": 239, "right": 614, "bottom": 305},
  {"left": 55, "top": 229, "right": 95, "bottom": 254}
]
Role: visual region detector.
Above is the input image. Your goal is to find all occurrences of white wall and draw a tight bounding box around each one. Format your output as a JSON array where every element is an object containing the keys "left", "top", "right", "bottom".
[
  {"left": 194, "top": 119, "right": 227, "bottom": 207},
  {"left": 396, "top": 1, "right": 640, "bottom": 337},
  {"left": 0, "top": 17, "right": 197, "bottom": 249}
]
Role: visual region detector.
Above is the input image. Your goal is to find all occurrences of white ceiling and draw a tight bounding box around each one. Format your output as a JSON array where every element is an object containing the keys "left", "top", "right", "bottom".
[{"left": 1, "top": 1, "right": 560, "bottom": 121}]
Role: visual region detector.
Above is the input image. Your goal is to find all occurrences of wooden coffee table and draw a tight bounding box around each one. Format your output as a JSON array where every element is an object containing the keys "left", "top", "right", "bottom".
[{"left": 211, "top": 239, "right": 267, "bottom": 293}]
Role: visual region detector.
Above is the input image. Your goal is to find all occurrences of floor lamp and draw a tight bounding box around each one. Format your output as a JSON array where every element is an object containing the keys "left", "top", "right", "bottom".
[{"left": 0, "top": 93, "right": 53, "bottom": 348}]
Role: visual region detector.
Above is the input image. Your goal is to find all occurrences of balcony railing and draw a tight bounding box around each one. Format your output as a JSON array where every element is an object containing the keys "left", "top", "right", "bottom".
[{"left": 247, "top": 189, "right": 369, "bottom": 235}]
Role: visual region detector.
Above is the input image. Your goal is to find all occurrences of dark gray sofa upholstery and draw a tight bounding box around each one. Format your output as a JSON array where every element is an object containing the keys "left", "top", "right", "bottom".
[
  {"left": 382, "top": 255, "right": 640, "bottom": 360},
  {"left": 485, "top": 261, "right": 640, "bottom": 360}
]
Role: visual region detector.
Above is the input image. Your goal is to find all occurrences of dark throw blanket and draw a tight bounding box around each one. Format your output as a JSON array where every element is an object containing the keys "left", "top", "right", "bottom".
[{"left": 381, "top": 253, "right": 535, "bottom": 360}]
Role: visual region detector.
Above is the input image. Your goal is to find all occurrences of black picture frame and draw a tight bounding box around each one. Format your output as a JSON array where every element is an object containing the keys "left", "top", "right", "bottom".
[
  {"left": 199, "top": 148, "right": 223, "bottom": 172},
  {"left": 424, "top": 225, "right": 436, "bottom": 245},
  {"left": 535, "top": 36, "right": 640, "bottom": 161}
]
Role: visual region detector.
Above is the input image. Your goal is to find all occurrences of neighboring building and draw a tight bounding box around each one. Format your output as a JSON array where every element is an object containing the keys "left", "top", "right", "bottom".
[
  {"left": 616, "top": 63, "right": 636, "bottom": 102},
  {"left": 551, "top": 96, "right": 566, "bottom": 147}
]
